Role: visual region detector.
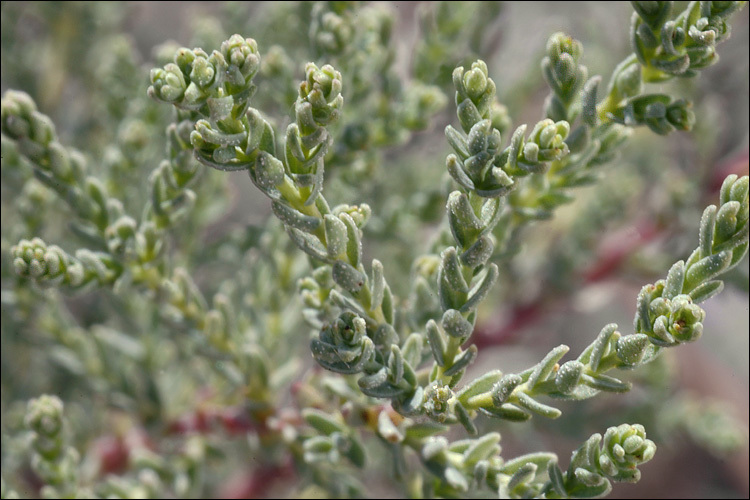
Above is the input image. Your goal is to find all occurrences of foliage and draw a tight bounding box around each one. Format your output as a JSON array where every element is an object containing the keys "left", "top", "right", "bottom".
[{"left": 1, "top": 2, "right": 748, "bottom": 499}]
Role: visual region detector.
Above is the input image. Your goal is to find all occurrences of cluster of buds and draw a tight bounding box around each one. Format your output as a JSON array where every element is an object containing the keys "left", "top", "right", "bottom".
[
  {"left": 25, "top": 396, "right": 81, "bottom": 497},
  {"left": 311, "top": 312, "right": 374, "bottom": 375},
  {"left": 608, "top": 94, "right": 694, "bottom": 135},
  {"left": 12, "top": 237, "right": 116, "bottom": 288},
  {"left": 631, "top": 1, "right": 744, "bottom": 80},
  {"left": 542, "top": 32, "right": 588, "bottom": 122},
  {"left": 554, "top": 423, "right": 656, "bottom": 497},
  {"left": 148, "top": 34, "right": 260, "bottom": 113},
  {"left": 302, "top": 408, "right": 366, "bottom": 468},
  {"left": 447, "top": 61, "right": 571, "bottom": 198}
]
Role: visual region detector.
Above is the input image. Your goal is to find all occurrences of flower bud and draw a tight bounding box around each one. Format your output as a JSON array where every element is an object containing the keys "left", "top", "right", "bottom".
[{"left": 221, "top": 35, "right": 260, "bottom": 80}]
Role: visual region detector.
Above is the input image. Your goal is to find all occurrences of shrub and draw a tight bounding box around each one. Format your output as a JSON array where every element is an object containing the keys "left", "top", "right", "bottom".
[{"left": 1, "top": 2, "right": 748, "bottom": 498}]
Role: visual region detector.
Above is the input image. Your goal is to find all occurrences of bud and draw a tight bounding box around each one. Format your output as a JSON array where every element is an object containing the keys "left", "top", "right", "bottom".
[
  {"left": 148, "top": 64, "right": 187, "bottom": 103},
  {"left": 615, "top": 334, "right": 650, "bottom": 366},
  {"left": 221, "top": 35, "right": 260, "bottom": 80}
]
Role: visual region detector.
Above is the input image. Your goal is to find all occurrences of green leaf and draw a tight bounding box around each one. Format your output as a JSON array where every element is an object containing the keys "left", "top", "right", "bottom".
[
  {"left": 462, "top": 433, "right": 501, "bottom": 466},
  {"left": 404, "top": 422, "right": 449, "bottom": 440},
  {"left": 514, "top": 392, "right": 561, "bottom": 418},
  {"left": 585, "top": 324, "right": 618, "bottom": 372},
  {"left": 370, "top": 259, "right": 385, "bottom": 311},
  {"left": 580, "top": 373, "right": 630, "bottom": 393},
  {"left": 688, "top": 280, "right": 724, "bottom": 303},
  {"left": 324, "top": 214, "right": 348, "bottom": 259},
  {"left": 683, "top": 250, "right": 732, "bottom": 292},
  {"left": 443, "top": 345, "right": 478, "bottom": 377},
  {"left": 438, "top": 247, "right": 469, "bottom": 311},
  {"left": 500, "top": 452, "right": 557, "bottom": 475},
  {"left": 460, "top": 263, "right": 498, "bottom": 313},
  {"left": 272, "top": 201, "right": 320, "bottom": 232},
  {"left": 456, "top": 370, "right": 504, "bottom": 405},
  {"left": 427, "top": 320, "right": 446, "bottom": 367},
  {"left": 344, "top": 434, "right": 367, "bottom": 468},
  {"left": 332, "top": 260, "right": 365, "bottom": 294},
  {"left": 303, "top": 408, "right": 345, "bottom": 435},
  {"left": 528, "top": 344, "right": 569, "bottom": 389},
  {"left": 454, "top": 402, "right": 477, "bottom": 435},
  {"left": 341, "top": 212, "right": 362, "bottom": 268},
  {"left": 480, "top": 404, "right": 530, "bottom": 422},
  {"left": 663, "top": 260, "right": 685, "bottom": 298}
]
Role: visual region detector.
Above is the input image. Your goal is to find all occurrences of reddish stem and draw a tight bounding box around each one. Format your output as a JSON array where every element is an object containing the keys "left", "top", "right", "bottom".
[
  {"left": 473, "top": 149, "right": 749, "bottom": 349},
  {"left": 166, "top": 405, "right": 262, "bottom": 436},
  {"left": 219, "top": 457, "right": 296, "bottom": 499}
]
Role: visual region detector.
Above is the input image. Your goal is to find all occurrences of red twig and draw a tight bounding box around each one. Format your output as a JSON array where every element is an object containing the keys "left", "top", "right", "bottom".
[
  {"left": 166, "top": 405, "right": 262, "bottom": 436},
  {"left": 582, "top": 218, "right": 662, "bottom": 284},
  {"left": 709, "top": 149, "right": 749, "bottom": 192},
  {"left": 219, "top": 457, "right": 296, "bottom": 499},
  {"left": 473, "top": 149, "right": 749, "bottom": 348},
  {"left": 473, "top": 218, "right": 663, "bottom": 349}
]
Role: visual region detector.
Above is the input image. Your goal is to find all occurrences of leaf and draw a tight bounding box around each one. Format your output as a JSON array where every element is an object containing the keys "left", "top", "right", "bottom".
[
  {"left": 480, "top": 405, "right": 531, "bottom": 422},
  {"left": 528, "top": 345, "right": 569, "bottom": 389},
  {"left": 404, "top": 422, "right": 449, "bottom": 440},
  {"left": 456, "top": 370, "right": 504, "bottom": 405},
  {"left": 302, "top": 408, "right": 344, "bottom": 435}
]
